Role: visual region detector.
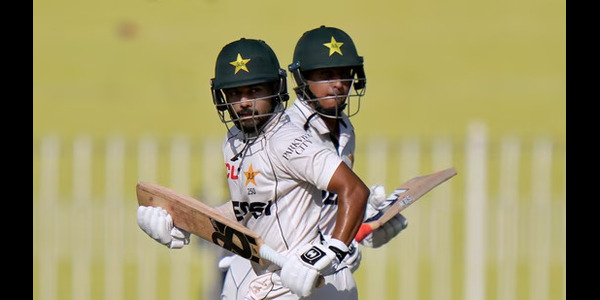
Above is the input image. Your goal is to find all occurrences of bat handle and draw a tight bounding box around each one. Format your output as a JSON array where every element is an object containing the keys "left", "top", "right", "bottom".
[
  {"left": 259, "top": 244, "right": 288, "bottom": 267},
  {"left": 259, "top": 245, "right": 325, "bottom": 288},
  {"left": 354, "top": 223, "right": 373, "bottom": 243}
]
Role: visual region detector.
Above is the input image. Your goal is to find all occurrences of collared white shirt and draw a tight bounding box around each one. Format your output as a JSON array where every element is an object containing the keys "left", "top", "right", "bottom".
[
  {"left": 286, "top": 99, "right": 357, "bottom": 234},
  {"left": 222, "top": 112, "right": 344, "bottom": 274}
]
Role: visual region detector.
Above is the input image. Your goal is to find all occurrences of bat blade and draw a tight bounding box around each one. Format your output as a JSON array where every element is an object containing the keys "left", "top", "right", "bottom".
[
  {"left": 136, "top": 182, "right": 273, "bottom": 266},
  {"left": 355, "top": 167, "right": 457, "bottom": 242}
]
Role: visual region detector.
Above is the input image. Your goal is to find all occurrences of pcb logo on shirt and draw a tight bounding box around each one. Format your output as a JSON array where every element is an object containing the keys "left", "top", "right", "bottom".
[
  {"left": 243, "top": 164, "right": 260, "bottom": 196},
  {"left": 244, "top": 164, "right": 260, "bottom": 186}
]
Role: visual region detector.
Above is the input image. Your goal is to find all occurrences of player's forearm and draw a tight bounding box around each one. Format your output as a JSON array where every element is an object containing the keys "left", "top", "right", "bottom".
[
  {"left": 327, "top": 162, "right": 369, "bottom": 245},
  {"left": 331, "top": 184, "right": 368, "bottom": 245}
]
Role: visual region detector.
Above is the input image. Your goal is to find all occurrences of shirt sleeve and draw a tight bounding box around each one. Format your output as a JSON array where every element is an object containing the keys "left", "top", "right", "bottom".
[{"left": 270, "top": 129, "right": 343, "bottom": 191}]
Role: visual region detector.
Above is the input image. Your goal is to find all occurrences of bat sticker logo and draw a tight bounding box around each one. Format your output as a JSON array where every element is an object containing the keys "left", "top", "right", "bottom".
[
  {"left": 210, "top": 218, "right": 260, "bottom": 263},
  {"left": 389, "top": 188, "right": 408, "bottom": 199},
  {"left": 400, "top": 195, "right": 413, "bottom": 207}
]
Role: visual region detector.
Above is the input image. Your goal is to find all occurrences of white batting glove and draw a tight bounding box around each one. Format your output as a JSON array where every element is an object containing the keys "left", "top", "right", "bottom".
[
  {"left": 360, "top": 185, "right": 409, "bottom": 248},
  {"left": 364, "top": 185, "right": 393, "bottom": 221},
  {"left": 280, "top": 239, "right": 346, "bottom": 297},
  {"left": 136, "top": 206, "right": 190, "bottom": 249},
  {"left": 341, "top": 239, "right": 361, "bottom": 273},
  {"left": 362, "top": 214, "right": 408, "bottom": 248},
  {"left": 322, "top": 235, "right": 361, "bottom": 273},
  {"left": 217, "top": 255, "right": 236, "bottom": 272}
]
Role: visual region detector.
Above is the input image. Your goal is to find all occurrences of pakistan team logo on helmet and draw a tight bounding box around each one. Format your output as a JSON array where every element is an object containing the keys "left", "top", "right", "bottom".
[
  {"left": 212, "top": 38, "right": 285, "bottom": 91},
  {"left": 290, "top": 25, "right": 364, "bottom": 73},
  {"left": 289, "top": 26, "right": 366, "bottom": 119}
]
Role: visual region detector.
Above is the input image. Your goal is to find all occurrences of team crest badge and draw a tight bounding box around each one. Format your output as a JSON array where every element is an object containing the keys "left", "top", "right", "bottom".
[
  {"left": 323, "top": 36, "right": 343, "bottom": 56},
  {"left": 244, "top": 164, "right": 260, "bottom": 186},
  {"left": 230, "top": 53, "right": 251, "bottom": 74}
]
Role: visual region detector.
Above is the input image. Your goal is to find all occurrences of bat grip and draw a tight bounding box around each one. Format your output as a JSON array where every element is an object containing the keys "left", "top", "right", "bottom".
[
  {"left": 259, "top": 244, "right": 288, "bottom": 267},
  {"left": 354, "top": 223, "right": 374, "bottom": 243}
]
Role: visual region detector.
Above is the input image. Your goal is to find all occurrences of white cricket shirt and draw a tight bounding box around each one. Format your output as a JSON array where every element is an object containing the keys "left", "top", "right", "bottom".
[
  {"left": 222, "top": 112, "right": 344, "bottom": 274},
  {"left": 286, "top": 99, "right": 356, "bottom": 234}
]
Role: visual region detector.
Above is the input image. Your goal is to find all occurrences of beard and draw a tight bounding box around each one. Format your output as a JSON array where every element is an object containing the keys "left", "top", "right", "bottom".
[{"left": 233, "top": 109, "right": 272, "bottom": 135}]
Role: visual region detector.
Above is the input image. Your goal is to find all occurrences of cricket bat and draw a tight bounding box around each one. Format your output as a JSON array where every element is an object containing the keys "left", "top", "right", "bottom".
[
  {"left": 355, "top": 167, "right": 458, "bottom": 243},
  {"left": 136, "top": 182, "right": 287, "bottom": 268}
]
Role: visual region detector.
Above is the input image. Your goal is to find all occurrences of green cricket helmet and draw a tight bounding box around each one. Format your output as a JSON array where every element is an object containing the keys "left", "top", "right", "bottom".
[
  {"left": 210, "top": 38, "right": 289, "bottom": 139},
  {"left": 289, "top": 26, "right": 366, "bottom": 119}
]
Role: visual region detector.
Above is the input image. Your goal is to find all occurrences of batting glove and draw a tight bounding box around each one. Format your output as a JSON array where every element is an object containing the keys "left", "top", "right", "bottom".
[
  {"left": 217, "top": 255, "right": 237, "bottom": 272},
  {"left": 360, "top": 185, "right": 409, "bottom": 248},
  {"left": 322, "top": 235, "right": 362, "bottom": 273},
  {"left": 280, "top": 239, "right": 347, "bottom": 297},
  {"left": 136, "top": 206, "right": 190, "bottom": 249}
]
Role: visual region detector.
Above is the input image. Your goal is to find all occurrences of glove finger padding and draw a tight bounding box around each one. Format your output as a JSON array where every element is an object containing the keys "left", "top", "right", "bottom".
[
  {"left": 170, "top": 226, "right": 189, "bottom": 239},
  {"left": 151, "top": 208, "right": 173, "bottom": 244},
  {"left": 382, "top": 213, "right": 408, "bottom": 238},
  {"left": 341, "top": 239, "right": 361, "bottom": 273},
  {"left": 168, "top": 227, "right": 191, "bottom": 249},
  {"left": 360, "top": 185, "right": 410, "bottom": 248},
  {"left": 364, "top": 185, "right": 387, "bottom": 222},
  {"left": 137, "top": 206, "right": 189, "bottom": 249},
  {"left": 137, "top": 206, "right": 163, "bottom": 240},
  {"left": 363, "top": 213, "right": 408, "bottom": 248},
  {"left": 320, "top": 235, "right": 360, "bottom": 273},
  {"left": 280, "top": 243, "right": 337, "bottom": 297},
  {"left": 369, "top": 185, "right": 387, "bottom": 208}
]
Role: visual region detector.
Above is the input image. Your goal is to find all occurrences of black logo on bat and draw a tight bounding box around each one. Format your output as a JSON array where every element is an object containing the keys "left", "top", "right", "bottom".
[{"left": 210, "top": 218, "right": 260, "bottom": 263}]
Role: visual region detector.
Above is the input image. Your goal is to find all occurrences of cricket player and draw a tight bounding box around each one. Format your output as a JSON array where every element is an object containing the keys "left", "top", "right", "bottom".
[
  {"left": 138, "top": 38, "right": 369, "bottom": 299},
  {"left": 219, "top": 27, "right": 408, "bottom": 299},
  {"left": 286, "top": 25, "right": 408, "bottom": 251}
]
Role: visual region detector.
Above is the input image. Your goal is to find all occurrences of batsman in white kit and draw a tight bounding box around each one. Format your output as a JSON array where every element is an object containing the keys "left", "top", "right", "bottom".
[
  {"left": 138, "top": 37, "right": 377, "bottom": 299},
  {"left": 218, "top": 27, "right": 409, "bottom": 299}
]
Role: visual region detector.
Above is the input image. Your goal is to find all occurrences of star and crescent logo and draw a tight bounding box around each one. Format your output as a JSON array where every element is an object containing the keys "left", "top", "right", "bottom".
[
  {"left": 230, "top": 53, "right": 251, "bottom": 74},
  {"left": 244, "top": 164, "right": 260, "bottom": 186},
  {"left": 323, "top": 36, "right": 343, "bottom": 56}
]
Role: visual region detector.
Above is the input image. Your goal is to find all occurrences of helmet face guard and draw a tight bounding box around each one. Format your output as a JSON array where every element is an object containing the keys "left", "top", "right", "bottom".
[
  {"left": 289, "top": 26, "right": 366, "bottom": 119},
  {"left": 211, "top": 71, "right": 288, "bottom": 138},
  {"left": 210, "top": 39, "right": 289, "bottom": 139},
  {"left": 289, "top": 62, "right": 365, "bottom": 118}
]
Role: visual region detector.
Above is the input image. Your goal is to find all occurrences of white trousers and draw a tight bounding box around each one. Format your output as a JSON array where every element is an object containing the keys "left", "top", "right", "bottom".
[{"left": 220, "top": 255, "right": 358, "bottom": 300}]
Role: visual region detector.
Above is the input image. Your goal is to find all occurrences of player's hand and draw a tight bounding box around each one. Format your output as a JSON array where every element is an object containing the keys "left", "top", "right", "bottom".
[
  {"left": 364, "top": 185, "right": 392, "bottom": 221},
  {"left": 362, "top": 214, "right": 408, "bottom": 248},
  {"left": 360, "top": 185, "right": 409, "bottom": 248},
  {"left": 280, "top": 239, "right": 346, "bottom": 297},
  {"left": 340, "top": 239, "right": 361, "bottom": 273},
  {"left": 217, "top": 255, "right": 236, "bottom": 272},
  {"left": 136, "top": 206, "right": 190, "bottom": 249},
  {"left": 322, "top": 235, "right": 361, "bottom": 273}
]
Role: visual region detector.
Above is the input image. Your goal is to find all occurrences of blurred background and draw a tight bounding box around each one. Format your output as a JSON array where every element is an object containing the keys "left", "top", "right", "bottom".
[{"left": 33, "top": 0, "right": 565, "bottom": 299}]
